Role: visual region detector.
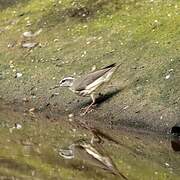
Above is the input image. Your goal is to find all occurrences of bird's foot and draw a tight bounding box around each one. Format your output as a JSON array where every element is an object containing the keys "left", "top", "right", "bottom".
[
  {"left": 81, "top": 104, "right": 97, "bottom": 110},
  {"left": 90, "top": 135, "right": 103, "bottom": 144},
  {"left": 80, "top": 108, "right": 94, "bottom": 116},
  {"left": 80, "top": 104, "right": 96, "bottom": 116}
]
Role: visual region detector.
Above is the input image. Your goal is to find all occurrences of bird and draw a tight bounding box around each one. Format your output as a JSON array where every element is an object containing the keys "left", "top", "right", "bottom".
[{"left": 58, "top": 63, "right": 120, "bottom": 114}]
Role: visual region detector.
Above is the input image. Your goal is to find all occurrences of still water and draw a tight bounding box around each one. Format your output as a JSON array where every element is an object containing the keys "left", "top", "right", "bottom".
[{"left": 0, "top": 104, "right": 180, "bottom": 180}]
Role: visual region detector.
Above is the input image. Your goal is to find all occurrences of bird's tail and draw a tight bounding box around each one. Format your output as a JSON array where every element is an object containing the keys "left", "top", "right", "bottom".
[
  {"left": 103, "top": 63, "right": 121, "bottom": 71},
  {"left": 103, "top": 63, "right": 117, "bottom": 69}
]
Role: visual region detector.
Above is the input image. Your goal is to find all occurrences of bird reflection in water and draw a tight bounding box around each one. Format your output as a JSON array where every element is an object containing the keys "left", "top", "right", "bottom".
[{"left": 59, "top": 139, "right": 128, "bottom": 179}]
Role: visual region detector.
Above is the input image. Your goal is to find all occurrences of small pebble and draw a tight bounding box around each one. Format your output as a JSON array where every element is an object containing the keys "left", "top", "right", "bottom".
[
  {"left": 123, "top": 105, "right": 129, "bottom": 110},
  {"left": 68, "top": 114, "right": 74, "bottom": 118},
  {"left": 91, "top": 65, "right": 96, "bottom": 71},
  {"left": 165, "top": 74, "right": 170, "bottom": 79},
  {"left": 15, "top": 123, "right": 22, "bottom": 129},
  {"left": 72, "top": 128, "right": 76, "bottom": 132},
  {"left": 29, "top": 108, "right": 35, "bottom": 112},
  {"left": 22, "top": 42, "right": 37, "bottom": 48},
  {"left": 23, "top": 31, "right": 34, "bottom": 38},
  {"left": 165, "top": 162, "right": 170, "bottom": 167},
  {"left": 15, "top": 72, "right": 22, "bottom": 78},
  {"left": 22, "top": 97, "right": 28, "bottom": 102}
]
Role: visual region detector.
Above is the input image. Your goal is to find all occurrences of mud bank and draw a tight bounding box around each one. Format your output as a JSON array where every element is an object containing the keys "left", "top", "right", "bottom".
[{"left": 0, "top": 0, "right": 179, "bottom": 132}]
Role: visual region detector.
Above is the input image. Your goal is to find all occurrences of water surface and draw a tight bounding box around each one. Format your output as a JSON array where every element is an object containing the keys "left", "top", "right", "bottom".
[{"left": 0, "top": 104, "right": 180, "bottom": 180}]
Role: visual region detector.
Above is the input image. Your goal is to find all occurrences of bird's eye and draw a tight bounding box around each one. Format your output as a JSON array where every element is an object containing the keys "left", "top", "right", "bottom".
[{"left": 61, "top": 80, "right": 65, "bottom": 83}]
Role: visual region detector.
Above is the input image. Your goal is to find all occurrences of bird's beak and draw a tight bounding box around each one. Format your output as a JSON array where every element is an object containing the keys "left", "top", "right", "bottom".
[{"left": 49, "top": 85, "right": 59, "bottom": 90}]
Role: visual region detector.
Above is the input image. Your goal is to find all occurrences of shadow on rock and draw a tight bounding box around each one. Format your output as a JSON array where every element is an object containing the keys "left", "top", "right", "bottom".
[
  {"left": 78, "top": 88, "right": 121, "bottom": 109},
  {"left": 171, "top": 123, "right": 180, "bottom": 152},
  {"left": 95, "top": 88, "right": 121, "bottom": 107},
  {"left": 171, "top": 138, "right": 180, "bottom": 152}
]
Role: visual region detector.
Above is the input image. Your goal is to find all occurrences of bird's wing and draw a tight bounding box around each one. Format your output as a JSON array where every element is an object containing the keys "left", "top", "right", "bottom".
[
  {"left": 102, "top": 63, "right": 116, "bottom": 69},
  {"left": 72, "top": 64, "right": 117, "bottom": 91}
]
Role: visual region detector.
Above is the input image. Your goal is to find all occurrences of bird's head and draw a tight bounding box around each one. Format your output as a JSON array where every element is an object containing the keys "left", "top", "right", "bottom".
[{"left": 59, "top": 77, "right": 74, "bottom": 87}]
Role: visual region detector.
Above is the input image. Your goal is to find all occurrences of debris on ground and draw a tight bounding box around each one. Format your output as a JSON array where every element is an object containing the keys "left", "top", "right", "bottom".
[
  {"left": 15, "top": 72, "right": 22, "bottom": 78},
  {"left": 22, "top": 29, "right": 42, "bottom": 38},
  {"left": 9, "top": 123, "right": 22, "bottom": 133},
  {"left": 123, "top": 105, "right": 129, "bottom": 110},
  {"left": 68, "top": 113, "right": 74, "bottom": 122},
  {"left": 91, "top": 65, "right": 96, "bottom": 71},
  {"left": 29, "top": 108, "right": 35, "bottom": 113},
  {"left": 165, "top": 74, "right": 170, "bottom": 80},
  {"left": 21, "top": 42, "right": 38, "bottom": 49},
  {"left": 15, "top": 123, "right": 22, "bottom": 129}
]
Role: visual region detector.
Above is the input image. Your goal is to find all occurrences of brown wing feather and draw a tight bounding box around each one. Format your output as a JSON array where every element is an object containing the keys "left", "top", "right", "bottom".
[
  {"left": 102, "top": 63, "right": 116, "bottom": 69},
  {"left": 72, "top": 64, "right": 116, "bottom": 91}
]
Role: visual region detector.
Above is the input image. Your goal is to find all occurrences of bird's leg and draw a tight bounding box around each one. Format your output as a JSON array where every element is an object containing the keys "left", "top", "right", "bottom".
[
  {"left": 81, "top": 93, "right": 96, "bottom": 115},
  {"left": 90, "top": 135, "right": 103, "bottom": 144},
  {"left": 90, "top": 135, "right": 95, "bottom": 144}
]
